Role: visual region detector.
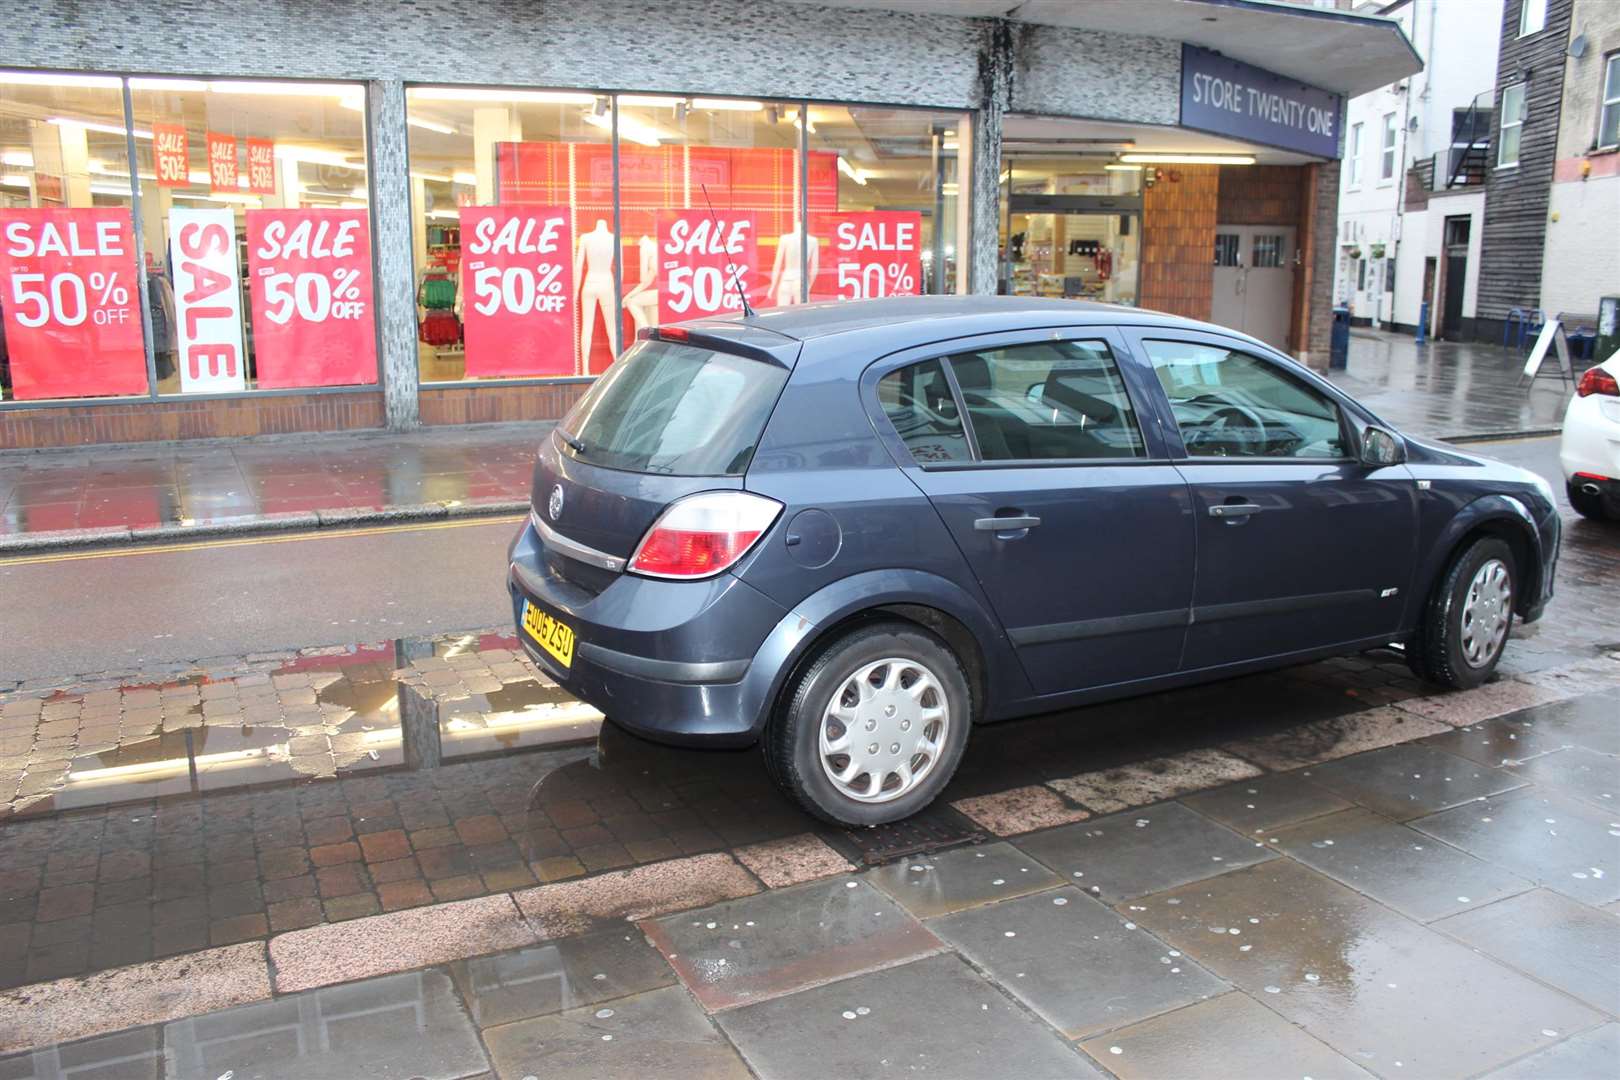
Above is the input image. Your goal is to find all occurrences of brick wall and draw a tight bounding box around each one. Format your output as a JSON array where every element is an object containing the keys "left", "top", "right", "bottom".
[
  {"left": 1216, "top": 165, "right": 1303, "bottom": 225},
  {"left": 1140, "top": 165, "right": 1220, "bottom": 321},
  {"left": 419, "top": 383, "right": 589, "bottom": 427},
  {"left": 1298, "top": 160, "right": 1342, "bottom": 368},
  {"left": 0, "top": 392, "right": 384, "bottom": 450}
]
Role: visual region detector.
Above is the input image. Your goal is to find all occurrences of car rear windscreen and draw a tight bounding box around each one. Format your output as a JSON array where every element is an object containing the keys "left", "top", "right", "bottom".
[{"left": 560, "top": 340, "right": 787, "bottom": 476}]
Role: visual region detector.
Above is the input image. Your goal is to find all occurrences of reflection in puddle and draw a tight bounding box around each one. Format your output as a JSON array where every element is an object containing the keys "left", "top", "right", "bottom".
[{"left": 442, "top": 680, "right": 601, "bottom": 760}]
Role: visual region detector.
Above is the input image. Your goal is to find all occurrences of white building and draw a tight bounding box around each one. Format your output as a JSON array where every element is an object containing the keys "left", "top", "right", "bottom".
[{"left": 1333, "top": 0, "right": 1503, "bottom": 333}]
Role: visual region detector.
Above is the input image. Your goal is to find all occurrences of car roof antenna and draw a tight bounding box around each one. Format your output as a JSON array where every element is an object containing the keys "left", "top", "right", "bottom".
[{"left": 699, "top": 183, "right": 756, "bottom": 319}]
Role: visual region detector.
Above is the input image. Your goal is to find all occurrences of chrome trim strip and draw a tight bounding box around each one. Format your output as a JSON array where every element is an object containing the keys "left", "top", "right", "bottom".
[{"left": 531, "top": 509, "right": 626, "bottom": 573}]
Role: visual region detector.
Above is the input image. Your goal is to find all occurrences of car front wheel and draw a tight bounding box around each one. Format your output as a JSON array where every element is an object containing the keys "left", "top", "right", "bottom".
[
  {"left": 765, "top": 621, "right": 971, "bottom": 827},
  {"left": 1407, "top": 536, "right": 1517, "bottom": 690}
]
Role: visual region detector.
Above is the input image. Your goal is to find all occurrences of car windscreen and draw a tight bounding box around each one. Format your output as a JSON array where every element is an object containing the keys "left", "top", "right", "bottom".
[{"left": 558, "top": 340, "right": 787, "bottom": 476}]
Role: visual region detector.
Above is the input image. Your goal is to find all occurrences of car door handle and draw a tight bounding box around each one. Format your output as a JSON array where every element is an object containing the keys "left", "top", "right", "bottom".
[
  {"left": 975, "top": 515, "right": 1042, "bottom": 531},
  {"left": 1208, "top": 503, "right": 1263, "bottom": 519}
]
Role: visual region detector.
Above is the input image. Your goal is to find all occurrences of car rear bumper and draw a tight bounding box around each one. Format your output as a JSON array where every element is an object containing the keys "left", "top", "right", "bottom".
[
  {"left": 1559, "top": 393, "right": 1620, "bottom": 483},
  {"left": 506, "top": 518, "right": 788, "bottom": 746}
]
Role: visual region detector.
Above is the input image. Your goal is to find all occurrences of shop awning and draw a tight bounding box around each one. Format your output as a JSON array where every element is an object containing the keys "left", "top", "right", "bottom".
[{"left": 782, "top": 0, "right": 1422, "bottom": 97}]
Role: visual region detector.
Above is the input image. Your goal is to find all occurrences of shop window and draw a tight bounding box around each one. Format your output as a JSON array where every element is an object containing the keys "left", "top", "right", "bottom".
[
  {"left": 122, "top": 79, "right": 375, "bottom": 395},
  {"left": 1252, "top": 235, "right": 1283, "bottom": 269},
  {"left": 404, "top": 87, "right": 612, "bottom": 382},
  {"left": 1000, "top": 156, "right": 1140, "bottom": 304},
  {"left": 1498, "top": 84, "right": 1525, "bottom": 167},
  {"left": 1599, "top": 53, "right": 1619, "bottom": 150},
  {"left": 808, "top": 106, "right": 969, "bottom": 301},
  {"left": 614, "top": 94, "right": 801, "bottom": 344},
  {"left": 0, "top": 71, "right": 147, "bottom": 401}
]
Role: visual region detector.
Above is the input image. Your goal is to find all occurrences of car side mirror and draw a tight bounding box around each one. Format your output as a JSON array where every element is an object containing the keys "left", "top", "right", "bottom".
[{"left": 1359, "top": 425, "right": 1405, "bottom": 467}]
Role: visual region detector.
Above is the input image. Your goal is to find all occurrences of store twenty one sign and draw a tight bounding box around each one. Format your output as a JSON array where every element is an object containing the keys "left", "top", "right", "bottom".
[{"left": 1180, "top": 46, "right": 1343, "bottom": 159}]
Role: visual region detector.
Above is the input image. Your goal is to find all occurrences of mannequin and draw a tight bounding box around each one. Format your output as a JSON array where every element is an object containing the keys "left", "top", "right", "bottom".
[
  {"left": 575, "top": 219, "right": 619, "bottom": 363},
  {"left": 621, "top": 235, "right": 659, "bottom": 331},
  {"left": 767, "top": 228, "right": 819, "bottom": 306}
]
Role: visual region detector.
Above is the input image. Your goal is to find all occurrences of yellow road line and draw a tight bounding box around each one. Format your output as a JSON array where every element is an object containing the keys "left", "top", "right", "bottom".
[{"left": 2, "top": 515, "right": 525, "bottom": 567}]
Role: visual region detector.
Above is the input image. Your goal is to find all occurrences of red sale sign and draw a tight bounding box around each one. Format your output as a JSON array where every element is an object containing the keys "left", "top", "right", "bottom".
[
  {"left": 153, "top": 124, "right": 189, "bottom": 188},
  {"left": 245, "top": 209, "right": 378, "bottom": 388},
  {"left": 0, "top": 208, "right": 146, "bottom": 400},
  {"left": 207, "top": 132, "right": 238, "bottom": 193},
  {"left": 459, "top": 206, "right": 575, "bottom": 378},
  {"left": 810, "top": 211, "right": 923, "bottom": 301},
  {"left": 245, "top": 138, "right": 276, "bottom": 195},
  {"left": 657, "top": 209, "right": 757, "bottom": 324}
]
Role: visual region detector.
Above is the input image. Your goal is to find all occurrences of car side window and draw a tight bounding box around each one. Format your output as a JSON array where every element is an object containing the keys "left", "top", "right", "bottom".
[
  {"left": 877, "top": 359, "right": 971, "bottom": 464},
  {"left": 1143, "top": 340, "right": 1347, "bottom": 459},
  {"left": 944, "top": 340, "right": 1145, "bottom": 461}
]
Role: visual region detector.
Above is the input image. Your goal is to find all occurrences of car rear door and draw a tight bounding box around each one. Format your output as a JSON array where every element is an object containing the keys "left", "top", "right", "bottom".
[
  {"left": 866, "top": 327, "right": 1194, "bottom": 698},
  {"left": 1122, "top": 328, "right": 1419, "bottom": 671}
]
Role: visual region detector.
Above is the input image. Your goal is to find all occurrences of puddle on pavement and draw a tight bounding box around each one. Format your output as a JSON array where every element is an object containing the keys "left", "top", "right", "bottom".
[{"left": 4, "top": 636, "right": 603, "bottom": 821}]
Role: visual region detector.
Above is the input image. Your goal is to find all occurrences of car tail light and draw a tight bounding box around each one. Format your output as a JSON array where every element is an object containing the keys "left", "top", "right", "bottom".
[
  {"left": 628, "top": 491, "right": 782, "bottom": 579},
  {"left": 1576, "top": 367, "right": 1619, "bottom": 397}
]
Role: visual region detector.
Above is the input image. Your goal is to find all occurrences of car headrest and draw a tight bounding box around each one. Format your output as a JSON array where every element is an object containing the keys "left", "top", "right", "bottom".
[{"left": 952, "top": 354, "right": 991, "bottom": 390}]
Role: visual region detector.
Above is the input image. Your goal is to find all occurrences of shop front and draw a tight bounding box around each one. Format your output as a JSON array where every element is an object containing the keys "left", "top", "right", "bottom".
[{"left": 0, "top": 0, "right": 1417, "bottom": 450}]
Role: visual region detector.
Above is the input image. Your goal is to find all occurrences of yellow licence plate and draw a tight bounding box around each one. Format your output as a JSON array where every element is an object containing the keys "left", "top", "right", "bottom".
[{"left": 522, "top": 601, "right": 576, "bottom": 668}]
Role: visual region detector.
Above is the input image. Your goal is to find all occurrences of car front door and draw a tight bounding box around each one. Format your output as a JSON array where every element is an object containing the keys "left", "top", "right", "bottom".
[
  {"left": 1125, "top": 330, "right": 1419, "bottom": 672},
  {"left": 868, "top": 329, "right": 1194, "bottom": 698}
]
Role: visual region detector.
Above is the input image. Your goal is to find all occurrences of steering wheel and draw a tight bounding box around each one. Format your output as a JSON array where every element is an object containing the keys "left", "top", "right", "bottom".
[
  {"left": 1184, "top": 396, "right": 1267, "bottom": 455},
  {"left": 895, "top": 390, "right": 958, "bottom": 431}
]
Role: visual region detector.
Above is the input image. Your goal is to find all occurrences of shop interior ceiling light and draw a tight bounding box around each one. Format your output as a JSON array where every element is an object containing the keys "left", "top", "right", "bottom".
[
  {"left": 0, "top": 72, "right": 120, "bottom": 88},
  {"left": 48, "top": 117, "right": 152, "bottom": 139},
  {"left": 1, "top": 151, "right": 35, "bottom": 168},
  {"left": 691, "top": 98, "right": 764, "bottom": 111},
  {"left": 619, "top": 94, "right": 685, "bottom": 107},
  {"left": 584, "top": 111, "right": 662, "bottom": 147},
  {"left": 0, "top": 174, "right": 29, "bottom": 187},
  {"left": 410, "top": 87, "right": 596, "bottom": 105},
  {"left": 1105, "top": 163, "right": 1145, "bottom": 170},
  {"left": 837, "top": 157, "right": 868, "bottom": 185},
  {"left": 1119, "top": 153, "right": 1256, "bottom": 165}
]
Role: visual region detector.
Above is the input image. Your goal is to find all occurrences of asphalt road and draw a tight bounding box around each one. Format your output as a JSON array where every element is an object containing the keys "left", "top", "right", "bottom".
[
  {"left": 0, "top": 436, "right": 1569, "bottom": 686},
  {"left": 0, "top": 516, "right": 523, "bottom": 683}
]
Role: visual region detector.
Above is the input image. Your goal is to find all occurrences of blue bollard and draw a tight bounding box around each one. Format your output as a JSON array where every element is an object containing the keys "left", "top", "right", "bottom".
[{"left": 1416, "top": 301, "right": 1428, "bottom": 346}]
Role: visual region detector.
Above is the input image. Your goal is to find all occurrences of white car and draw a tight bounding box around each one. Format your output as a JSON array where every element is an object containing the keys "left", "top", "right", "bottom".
[{"left": 1560, "top": 351, "right": 1620, "bottom": 520}]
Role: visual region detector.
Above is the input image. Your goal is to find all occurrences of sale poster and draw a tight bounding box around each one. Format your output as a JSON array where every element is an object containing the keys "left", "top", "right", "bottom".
[
  {"left": 0, "top": 208, "right": 146, "bottom": 400},
  {"left": 459, "top": 206, "right": 575, "bottom": 378},
  {"left": 206, "top": 132, "right": 239, "bottom": 193},
  {"left": 245, "top": 208, "right": 378, "bottom": 388},
  {"left": 810, "top": 211, "right": 923, "bottom": 301},
  {"left": 169, "top": 207, "right": 246, "bottom": 393},
  {"left": 153, "top": 124, "right": 189, "bottom": 188},
  {"left": 656, "top": 209, "right": 758, "bottom": 325},
  {"left": 245, "top": 138, "right": 276, "bottom": 195}
]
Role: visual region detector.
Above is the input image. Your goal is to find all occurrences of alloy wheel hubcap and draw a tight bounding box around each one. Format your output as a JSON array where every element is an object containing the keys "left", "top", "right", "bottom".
[
  {"left": 1459, "top": 558, "right": 1512, "bottom": 668},
  {"left": 818, "top": 657, "right": 948, "bottom": 804}
]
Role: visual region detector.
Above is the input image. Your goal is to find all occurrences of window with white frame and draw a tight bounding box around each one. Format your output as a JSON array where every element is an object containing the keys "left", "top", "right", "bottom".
[
  {"left": 1498, "top": 83, "right": 1525, "bottom": 166},
  {"left": 1349, "top": 122, "right": 1363, "bottom": 186},
  {"left": 1518, "top": 0, "right": 1546, "bottom": 37},
  {"left": 1380, "top": 113, "right": 1397, "bottom": 180},
  {"left": 1600, "top": 53, "right": 1620, "bottom": 149}
]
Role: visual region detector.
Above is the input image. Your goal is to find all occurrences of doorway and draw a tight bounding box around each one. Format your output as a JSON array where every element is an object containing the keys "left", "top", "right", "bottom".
[
  {"left": 1441, "top": 215, "right": 1470, "bottom": 339},
  {"left": 1000, "top": 156, "right": 1143, "bottom": 305},
  {"left": 1210, "top": 225, "right": 1297, "bottom": 350}
]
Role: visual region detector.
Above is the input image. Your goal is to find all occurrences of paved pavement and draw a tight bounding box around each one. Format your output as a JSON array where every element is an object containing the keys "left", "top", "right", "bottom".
[
  {"left": 0, "top": 328, "right": 1590, "bottom": 552},
  {"left": 0, "top": 433, "right": 1615, "bottom": 1075},
  {"left": 1324, "top": 330, "right": 1587, "bottom": 441}
]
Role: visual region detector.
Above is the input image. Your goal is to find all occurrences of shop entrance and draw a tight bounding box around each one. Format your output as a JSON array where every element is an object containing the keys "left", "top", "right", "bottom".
[
  {"left": 1211, "top": 225, "right": 1296, "bottom": 350},
  {"left": 1005, "top": 195, "right": 1141, "bottom": 304}
]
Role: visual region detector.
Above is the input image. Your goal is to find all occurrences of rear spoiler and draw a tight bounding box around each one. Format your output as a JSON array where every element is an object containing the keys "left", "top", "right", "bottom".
[{"left": 643, "top": 323, "right": 801, "bottom": 368}]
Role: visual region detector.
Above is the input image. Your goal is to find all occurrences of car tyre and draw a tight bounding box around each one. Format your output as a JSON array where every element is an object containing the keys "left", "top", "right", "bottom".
[
  {"left": 1407, "top": 536, "right": 1517, "bottom": 690},
  {"left": 1566, "top": 480, "right": 1611, "bottom": 521},
  {"left": 765, "top": 621, "right": 972, "bottom": 827}
]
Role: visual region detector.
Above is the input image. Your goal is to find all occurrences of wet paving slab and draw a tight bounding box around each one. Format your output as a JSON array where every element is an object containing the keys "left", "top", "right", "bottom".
[
  {"left": 1179, "top": 770, "right": 1355, "bottom": 834},
  {"left": 1432, "top": 888, "right": 1620, "bottom": 1015},
  {"left": 1478, "top": 1022, "right": 1620, "bottom": 1080},
  {"left": 929, "top": 884, "right": 1227, "bottom": 1039},
  {"left": 1076, "top": 990, "right": 1375, "bottom": 1080},
  {"left": 1301, "top": 743, "right": 1529, "bottom": 821},
  {"left": 1268, "top": 806, "right": 1533, "bottom": 922},
  {"left": 717, "top": 952, "right": 1103, "bottom": 1080},
  {"left": 1502, "top": 746, "right": 1619, "bottom": 812},
  {"left": 1016, "top": 801, "right": 1276, "bottom": 903},
  {"left": 1125, "top": 859, "right": 1605, "bottom": 1078},
  {"left": 865, "top": 840, "right": 1062, "bottom": 919},
  {"left": 1410, "top": 787, "right": 1620, "bottom": 907}
]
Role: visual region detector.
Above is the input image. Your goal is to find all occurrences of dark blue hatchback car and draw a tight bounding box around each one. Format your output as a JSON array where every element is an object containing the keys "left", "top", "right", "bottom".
[{"left": 508, "top": 297, "right": 1560, "bottom": 825}]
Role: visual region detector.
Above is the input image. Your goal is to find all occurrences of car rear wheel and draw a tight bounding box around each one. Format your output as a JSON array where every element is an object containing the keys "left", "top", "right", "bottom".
[
  {"left": 1407, "top": 536, "right": 1516, "bottom": 690},
  {"left": 765, "top": 621, "right": 971, "bottom": 827},
  {"left": 1566, "top": 480, "right": 1611, "bottom": 521}
]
